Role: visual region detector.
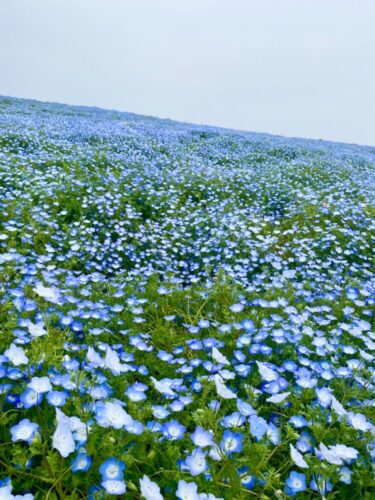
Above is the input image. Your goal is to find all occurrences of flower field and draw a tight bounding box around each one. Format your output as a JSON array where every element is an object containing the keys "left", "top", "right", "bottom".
[{"left": 0, "top": 96, "right": 374, "bottom": 499}]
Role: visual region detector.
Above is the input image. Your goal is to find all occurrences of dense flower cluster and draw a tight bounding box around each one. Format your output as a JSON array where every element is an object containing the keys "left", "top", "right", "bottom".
[{"left": 0, "top": 96, "right": 374, "bottom": 498}]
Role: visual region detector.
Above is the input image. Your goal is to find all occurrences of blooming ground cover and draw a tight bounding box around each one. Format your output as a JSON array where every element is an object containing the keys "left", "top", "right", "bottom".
[{"left": 0, "top": 96, "right": 374, "bottom": 499}]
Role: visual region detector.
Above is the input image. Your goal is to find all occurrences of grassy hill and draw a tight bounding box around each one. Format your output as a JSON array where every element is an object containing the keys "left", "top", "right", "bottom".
[{"left": 0, "top": 96, "right": 374, "bottom": 499}]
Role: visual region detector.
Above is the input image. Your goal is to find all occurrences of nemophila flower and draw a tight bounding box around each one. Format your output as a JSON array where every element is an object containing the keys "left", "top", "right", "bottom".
[
  {"left": 347, "top": 412, "right": 373, "bottom": 432},
  {"left": 315, "top": 387, "right": 332, "bottom": 408},
  {"left": 20, "top": 388, "right": 40, "bottom": 409},
  {"left": 139, "top": 475, "right": 163, "bottom": 500},
  {"left": 170, "top": 400, "right": 185, "bottom": 412},
  {"left": 290, "top": 415, "right": 308, "bottom": 429},
  {"left": 249, "top": 415, "right": 268, "bottom": 441},
  {"left": 267, "top": 422, "right": 280, "bottom": 445},
  {"left": 238, "top": 467, "right": 256, "bottom": 489},
  {"left": 266, "top": 391, "right": 290, "bottom": 403},
  {"left": 28, "top": 376, "right": 52, "bottom": 394},
  {"left": 102, "top": 480, "right": 126, "bottom": 495},
  {"left": 198, "top": 319, "right": 210, "bottom": 328},
  {"left": 315, "top": 443, "right": 343, "bottom": 465},
  {"left": 162, "top": 420, "right": 186, "bottom": 440},
  {"left": 211, "top": 347, "right": 229, "bottom": 365},
  {"left": 296, "top": 432, "right": 314, "bottom": 453},
  {"left": 234, "top": 364, "right": 251, "bottom": 377},
  {"left": 175, "top": 480, "right": 200, "bottom": 500},
  {"left": 11, "top": 419, "right": 39, "bottom": 444},
  {"left": 151, "top": 377, "right": 178, "bottom": 397},
  {"left": 220, "top": 430, "right": 243, "bottom": 454},
  {"left": 34, "top": 282, "right": 61, "bottom": 304},
  {"left": 4, "top": 344, "right": 29, "bottom": 366},
  {"left": 53, "top": 418, "right": 75, "bottom": 458},
  {"left": 339, "top": 466, "right": 353, "bottom": 484},
  {"left": 285, "top": 471, "right": 306, "bottom": 495},
  {"left": 256, "top": 361, "right": 278, "bottom": 382},
  {"left": 125, "top": 384, "right": 147, "bottom": 402},
  {"left": 152, "top": 405, "right": 170, "bottom": 419},
  {"left": 184, "top": 448, "right": 208, "bottom": 476},
  {"left": 213, "top": 374, "right": 237, "bottom": 399},
  {"left": 221, "top": 412, "right": 245, "bottom": 428},
  {"left": 27, "top": 321, "right": 48, "bottom": 337},
  {"left": 47, "top": 390, "right": 68, "bottom": 407},
  {"left": 236, "top": 399, "right": 256, "bottom": 416},
  {"left": 190, "top": 426, "right": 214, "bottom": 448},
  {"left": 94, "top": 401, "right": 133, "bottom": 429},
  {"left": 99, "top": 457, "right": 125, "bottom": 480},
  {"left": 125, "top": 419, "right": 144, "bottom": 435},
  {"left": 71, "top": 453, "right": 92, "bottom": 473},
  {"left": 290, "top": 444, "right": 308, "bottom": 468},
  {"left": 229, "top": 303, "right": 244, "bottom": 313}
]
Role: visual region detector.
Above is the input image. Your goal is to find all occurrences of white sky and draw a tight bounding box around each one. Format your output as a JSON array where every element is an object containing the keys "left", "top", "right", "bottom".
[{"left": 1, "top": 0, "right": 374, "bottom": 146}]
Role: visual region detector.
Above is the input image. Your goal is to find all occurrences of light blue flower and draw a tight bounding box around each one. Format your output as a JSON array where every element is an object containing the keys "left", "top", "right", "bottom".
[
  {"left": 71, "top": 453, "right": 92, "bottom": 473},
  {"left": 11, "top": 419, "right": 39, "bottom": 444},
  {"left": 249, "top": 415, "right": 268, "bottom": 441},
  {"left": 285, "top": 471, "right": 306, "bottom": 495},
  {"left": 184, "top": 448, "right": 208, "bottom": 476},
  {"left": 99, "top": 457, "right": 125, "bottom": 480},
  {"left": 220, "top": 430, "right": 243, "bottom": 454},
  {"left": 162, "top": 420, "right": 186, "bottom": 440}
]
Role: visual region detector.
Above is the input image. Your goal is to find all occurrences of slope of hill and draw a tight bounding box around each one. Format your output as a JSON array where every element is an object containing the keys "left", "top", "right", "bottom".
[{"left": 0, "top": 96, "right": 374, "bottom": 499}]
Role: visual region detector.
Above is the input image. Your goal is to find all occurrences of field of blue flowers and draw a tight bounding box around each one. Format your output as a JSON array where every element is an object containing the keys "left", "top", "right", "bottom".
[{"left": 0, "top": 96, "right": 374, "bottom": 499}]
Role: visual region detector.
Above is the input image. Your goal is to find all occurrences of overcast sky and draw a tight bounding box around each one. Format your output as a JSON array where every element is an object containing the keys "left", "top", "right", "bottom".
[{"left": 1, "top": 0, "right": 374, "bottom": 146}]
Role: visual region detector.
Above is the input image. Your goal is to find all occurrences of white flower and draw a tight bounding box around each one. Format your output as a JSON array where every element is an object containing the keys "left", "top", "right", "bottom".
[
  {"left": 331, "top": 396, "right": 347, "bottom": 417},
  {"left": 139, "top": 475, "right": 163, "bottom": 500},
  {"left": 290, "top": 444, "right": 308, "bottom": 468},
  {"left": 315, "top": 443, "right": 343, "bottom": 465},
  {"left": 102, "top": 480, "right": 126, "bottom": 495},
  {"left": 4, "top": 344, "right": 29, "bottom": 366},
  {"left": 266, "top": 392, "right": 290, "bottom": 403},
  {"left": 151, "top": 377, "right": 177, "bottom": 397},
  {"left": 53, "top": 421, "right": 75, "bottom": 457},
  {"left": 95, "top": 401, "right": 133, "bottom": 429},
  {"left": 214, "top": 374, "right": 237, "bottom": 399},
  {"left": 330, "top": 444, "right": 359, "bottom": 462},
  {"left": 28, "top": 376, "right": 52, "bottom": 393},
  {"left": 347, "top": 412, "right": 373, "bottom": 432},
  {"left": 256, "top": 361, "right": 278, "bottom": 382},
  {"left": 212, "top": 347, "right": 230, "bottom": 365},
  {"left": 316, "top": 443, "right": 359, "bottom": 465},
  {"left": 176, "top": 480, "right": 200, "bottom": 500},
  {"left": 105, "top": 347, "right": 131, "bottom": 375},
  {"left": 27, "top": 321, "right": 48, "bottom": 337},
  {"left": 34, "top": 282, "right": 61, "bottom": 304}
]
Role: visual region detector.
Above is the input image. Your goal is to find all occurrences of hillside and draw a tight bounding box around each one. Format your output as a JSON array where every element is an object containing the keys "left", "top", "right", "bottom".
[{"left": 0, "top": 96, "right": 374, "bottom": 499}]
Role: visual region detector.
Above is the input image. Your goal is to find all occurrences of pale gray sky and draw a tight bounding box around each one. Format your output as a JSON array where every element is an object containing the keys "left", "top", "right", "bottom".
[{"left": 1, "top": 0, "right": 374, "bottom": 145}]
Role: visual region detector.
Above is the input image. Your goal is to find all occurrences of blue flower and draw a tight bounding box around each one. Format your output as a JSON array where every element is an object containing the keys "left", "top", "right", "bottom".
[
  {"left": 99, "top": 457, "right": 125, "bottom": 480},
  {"left": 249, "top": 415, "right": 268, "bottom": 441},
  {"left": 184, "top": 448, "right": 208, "bottom": 476},
  {"left": 20, "top": 388, "right": 40, "bottom": 409},
  {"left": 47, "top": 390, "right": 68, "bottom": 407},
  {"left": 190, "top": 426, "right": 214, "bottom": 448},
  {"left": 10, "top": 419, "right": 39, "bottom": 444},
  {"left": 285, "top": 471, "right": 306, "bottom": 495},
  {"left": 162, "top": 420, "right": 186, "bottom": 440},
  {"left": 220, "top": 430, "right": 243, "bottom": 454},
  {"left": 71, "top": 453, "right": 92, "bottom": 473}
]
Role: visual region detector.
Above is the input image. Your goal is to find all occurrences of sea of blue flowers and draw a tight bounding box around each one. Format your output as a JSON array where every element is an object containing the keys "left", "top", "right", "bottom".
[{"left": 0, "top": 96, "right": 374, "bottom": 499}]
